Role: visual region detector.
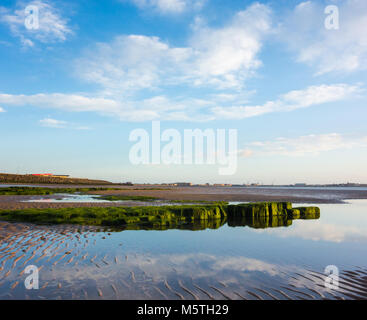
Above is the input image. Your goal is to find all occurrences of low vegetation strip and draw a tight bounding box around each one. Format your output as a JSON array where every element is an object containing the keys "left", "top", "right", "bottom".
[
  {"left": 0, "top": 187, "right": 121, "bottom": 195},
  {"left": 0, "top": 173, "right": 113, "bottom": 185},
  {"left": 0, "top": 202, "right": 319, "bottom": 227},
  {"left": 0, "top": 204, "right": 227, "bottom": 226}
]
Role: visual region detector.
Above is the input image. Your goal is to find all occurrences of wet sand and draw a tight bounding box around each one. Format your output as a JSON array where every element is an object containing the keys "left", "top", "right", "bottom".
[
  {"left": 1, "top": 185, "right": 367, "bottom": 210},
  {"left": 90, "top": 186, "right": 367, "bottom": 203},
  {"left": 1, "top": 220, "right": 366, "bottom": 300},
  {"left": 1, "top": 197, "right": 367, "bottom": 300},
  {"left": 0, "top": 195, "right": 161, "bottom": 210}
]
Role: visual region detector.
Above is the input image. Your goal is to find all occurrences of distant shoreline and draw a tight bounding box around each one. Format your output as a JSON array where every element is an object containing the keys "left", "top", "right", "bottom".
[{"left": 1, "top": 184, "right": 367, "bottom": 210}]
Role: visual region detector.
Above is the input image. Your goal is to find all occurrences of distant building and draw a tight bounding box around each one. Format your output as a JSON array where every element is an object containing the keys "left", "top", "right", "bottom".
[{"left": 175, "top": 182, "right": 192, "bottom": 187}]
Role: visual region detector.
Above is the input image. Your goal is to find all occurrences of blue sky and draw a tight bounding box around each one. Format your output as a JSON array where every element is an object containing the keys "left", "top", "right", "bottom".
[{"left": 0, "top": 0, "right": 366, "bottom": 184}]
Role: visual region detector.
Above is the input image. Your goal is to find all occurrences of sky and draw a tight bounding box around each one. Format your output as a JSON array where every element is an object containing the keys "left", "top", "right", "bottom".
[{"left": 0, "top": 0, "right": 366, "bottom": 184}]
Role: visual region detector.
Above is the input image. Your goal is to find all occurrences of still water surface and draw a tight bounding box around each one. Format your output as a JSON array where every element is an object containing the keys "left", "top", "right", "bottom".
[{"left": 0, "top": 200, "right": 366, "bottom": 300}]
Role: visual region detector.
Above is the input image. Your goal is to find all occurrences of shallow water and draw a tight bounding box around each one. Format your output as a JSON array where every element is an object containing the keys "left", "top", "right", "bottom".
[
  {"left": 23, "top": 194, "right": 194, "bottom": 206},
  {"left": 0, "top": 200, "right": 366, "bottom": 300},
  {"left": 24, "top": 194, "right": 115, "bottom": 203}
]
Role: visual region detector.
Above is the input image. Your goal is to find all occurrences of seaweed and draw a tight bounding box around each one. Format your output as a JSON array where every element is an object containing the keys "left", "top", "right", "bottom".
[{"left": 0, "top": 202, "right": 320, "bottom": 229}]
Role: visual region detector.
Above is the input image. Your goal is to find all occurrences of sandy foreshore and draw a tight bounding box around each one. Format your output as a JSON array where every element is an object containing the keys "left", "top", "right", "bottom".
[
  {"left": 1, "top": 185, "right": 367, "bottom": 300},
  {"left": 88, "top": 186, "right": 367, "bottom": 203},
  {"left": 1, "top": 213, "right": 366, "bottom": 300},
  {"left": 1, "top": 185, "right": 367, "bottom": 209}
]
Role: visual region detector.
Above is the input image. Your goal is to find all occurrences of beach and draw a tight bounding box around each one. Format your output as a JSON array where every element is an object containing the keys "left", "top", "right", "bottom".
[
  {"left": 0, "top": 185, "right": 367, "bottom": 210},
  {"left": 1, "top": 201, "right": 367, "bottom": 300},
  {"left": 1, "top": 185, "right": 367, "bottom": 300}
]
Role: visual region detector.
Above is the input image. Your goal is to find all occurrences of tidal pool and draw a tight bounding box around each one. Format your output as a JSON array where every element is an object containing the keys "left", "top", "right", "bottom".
[
  {"left": 23, "top": 193, "right": 191, "bottom": 206},
  {"left": 24, "top": 194, "right": 115, "bottom": 203},
  {"left": 0, "top": 200, "right": 366, "bottom": 300}
]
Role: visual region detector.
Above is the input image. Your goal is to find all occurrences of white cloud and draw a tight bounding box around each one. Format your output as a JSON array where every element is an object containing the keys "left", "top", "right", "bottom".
[
  {"left": 0, "top": 93, "right": 120, "bottom": 114},
  {"left": 127, "top": 0, "right": 206, "bottom": 14},
  {"left": 0, "top": 106, "right": 5, "bottom": 112},
  {"left": 39, "top": 118, "right": 92, "bottom": 130},
  {"left": 0, "top": 92, "right": 210, "bottom": 121},
  {"left": 11, "top": 3, "right": 268, "bottom": 122},
  {"left": 240, "top": 133, "right": 367, "bottom": 158},
  {"left": 76, "top": 3, "right": 272, "bottom": 93},
  {"left": 0, "top": 0, "right": 72, "bottom": 45},
  {"left": 0, "top": 82, "right": 362, "bottom": 122},
  {"left": 211, "top": 256, "right": 280, "bottom": 276},
  {"left": 211, "top": 84, "right": 361, "bottom": 119},
  {"left": 76, "top": 35, "right": 192, "bottom": 93},
  {"left": 280, "top": 0, "right": 367, "bottom": 75},
  {"left": 0, "top": 3, "right": 362, "bottom": 123},
  {"left": 125, "top": 252, "right": 284, "bottom": 279},
  {"left": 39, "top": 118, "right": 67, "bottom": 128},
  {"left": 189, "top": 4, "right": 271, "bottom": 88}
]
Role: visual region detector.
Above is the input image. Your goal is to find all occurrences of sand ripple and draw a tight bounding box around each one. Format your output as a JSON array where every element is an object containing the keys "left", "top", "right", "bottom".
[{"left": 0, "top": 221, "right": 366, "bottom": 300}]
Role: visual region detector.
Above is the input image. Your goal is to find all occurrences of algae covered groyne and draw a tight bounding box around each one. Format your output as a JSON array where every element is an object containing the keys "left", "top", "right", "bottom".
[
  {"left": 0, "top": 202, "right": 319, "bottom": 229},
  {"left": 228, "top": 202, "right": 320, "bottom": 220},
  {"left": 227, "top": 202, "right": 320, "bottom": 229}
]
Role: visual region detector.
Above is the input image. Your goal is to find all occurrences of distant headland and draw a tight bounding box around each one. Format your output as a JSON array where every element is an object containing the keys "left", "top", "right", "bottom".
[{"left": 0, "top": 173, "right": 116, "bottom": 185}]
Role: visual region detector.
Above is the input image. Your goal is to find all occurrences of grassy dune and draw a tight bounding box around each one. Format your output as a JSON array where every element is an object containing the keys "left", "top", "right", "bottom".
[{"left": 0, "top": 173, "right": 113, "bottom": 185}]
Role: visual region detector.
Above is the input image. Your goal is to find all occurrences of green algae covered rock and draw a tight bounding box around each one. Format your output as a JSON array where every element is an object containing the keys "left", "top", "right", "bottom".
[
  {"left": 286, "top": 208, "right": 301, "bottom": 219},
  {"left": 293, "top": 206, "right": 321, "bottom": 219},
  {"left": 227, "top": 215, "right": 292, "bottom": 229},
  {"left": 0, "top": 201, "right": 319, "bottom": 229},
  {"left": 227, "top": 202, "right": 319, "bottom": 220},
  {"left": 227, "top": 202, "right": 292, "bottom": 218},
  {"left": 0, "top": 204, "right": 226, "bottom": 227},
  {"left": 115, "top": 217, "right": 227, "bottom": 231}
]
